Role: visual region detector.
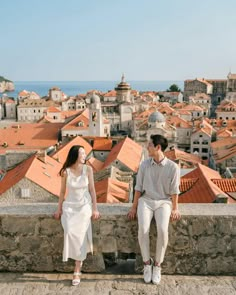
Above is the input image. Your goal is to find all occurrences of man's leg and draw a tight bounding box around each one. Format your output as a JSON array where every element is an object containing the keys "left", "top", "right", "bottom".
[
  {"left": 137, "top": 198, "right": 154, "bottom": 283},
  {"left": 137, "top": 198, "right": 154, "bottom": 262},
  {"left": 152, "top": 202, "right": 172, "bottom": 284}
]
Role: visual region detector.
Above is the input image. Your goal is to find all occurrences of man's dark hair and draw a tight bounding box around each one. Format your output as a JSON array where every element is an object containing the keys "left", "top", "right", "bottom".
[{"left": 150, "top": 134, "right": 168, "bottom": 151}]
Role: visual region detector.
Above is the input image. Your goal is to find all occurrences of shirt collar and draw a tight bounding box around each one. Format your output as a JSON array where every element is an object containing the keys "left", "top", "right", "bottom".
[{"left": 150, "top": 157, "right": 167, "bottom": 166}]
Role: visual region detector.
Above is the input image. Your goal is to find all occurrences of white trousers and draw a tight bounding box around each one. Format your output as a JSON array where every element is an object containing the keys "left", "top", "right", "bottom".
[{"left": 137, "top": 197, "right": 172, "bottom": 264}]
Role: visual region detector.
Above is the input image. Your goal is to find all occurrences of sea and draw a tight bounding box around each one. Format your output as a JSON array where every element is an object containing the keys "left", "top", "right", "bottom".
[{"left": 3, "top": 80, "right": 184, "bottom": 98}]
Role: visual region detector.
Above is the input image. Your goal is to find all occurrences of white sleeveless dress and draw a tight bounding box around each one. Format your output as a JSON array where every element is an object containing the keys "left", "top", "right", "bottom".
[{"left": 61, "top": 165, "right": 93, "bottom": 262}]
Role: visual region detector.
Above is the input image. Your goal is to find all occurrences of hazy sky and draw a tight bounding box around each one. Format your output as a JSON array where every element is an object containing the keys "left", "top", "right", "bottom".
[{"left": 1, "top": 0, "right": 236, "bottom": 81}]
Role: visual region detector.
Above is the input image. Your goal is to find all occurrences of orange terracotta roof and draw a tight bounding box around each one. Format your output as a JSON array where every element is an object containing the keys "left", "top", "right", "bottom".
[
  {"left": 5, "top": 99, "right": 15, "bottom": 104},
  {"left": 165, "top": 148, "right": 201, "bottom": 164},
  {"left": 210, "top": 137, "right": 236, "bottom": 149},
  {"left": 52, "top": 136, "right": 92, "bottom": 164},
  {"left": 103, "top": 137, "right": 143, "bottom": 172},
  {"left": 104, "top": 90, "right": 116, "bottom": 97},
  {"left": 217, "top": 129, "right": 232, "bottom": 138},
  {"left": 211, "top": 179, "right": 236, "bottom": 192},
  {"left": 0, "top": 155, "right": 35, "bottom": 195},
  {"left": 95, "top": 177, "right": 129, "bottom": 203},
  {"left": 18, "top": 90, "right": 29, "bottom": 96},
  {"left": 62, "top": 109, "right": 89, "bottom": 131},
  {"left": 0, "top": 155, "right": 62, "bottom": 197},
  {"left": 180, "top": 178, "right": 198, "bottom": 193},
  {"left": 47, "top": 106, "right": 61, "bottom": 113},
  {"left": 87, "top": 157, "right": 104, "bottom": 172},
  {"left": 167, "top": 116, "right": 192, "bottom": 128},
  {"left": 182, "top": 105, "right": 204, "bottom": 111},
  {"left": 172, "top": 102, "right": 187, "bottom": 109},
  {"left": 93, "top": 138, "right": 113, "bottom": 151},
  {"left": 0, "top": 123, "right": 65, "bottom": 153},
  {"left": 214, "top": 146, "right": 236, "bottom": 164},
  {"left": 179, "top": 163, "right": 227, "bottom": 203}
]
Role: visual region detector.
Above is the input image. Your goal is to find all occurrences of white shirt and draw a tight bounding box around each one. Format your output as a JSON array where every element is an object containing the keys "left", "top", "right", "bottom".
[{"left": 135, "top": 157, "right": 180, "bottom": 201}]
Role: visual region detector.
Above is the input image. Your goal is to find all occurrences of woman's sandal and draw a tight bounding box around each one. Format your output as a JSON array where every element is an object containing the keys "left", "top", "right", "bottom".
[{"left": 72, "top": 272, "right": 81, "bottom": 286}]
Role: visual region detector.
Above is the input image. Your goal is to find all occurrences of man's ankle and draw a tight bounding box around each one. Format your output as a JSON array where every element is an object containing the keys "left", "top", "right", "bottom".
[
  {"left": 154, "top": 261, "right": 161, "bottom": 267},
  {"left": 144, "top": 259, "right": 152, "bottom": 265}
]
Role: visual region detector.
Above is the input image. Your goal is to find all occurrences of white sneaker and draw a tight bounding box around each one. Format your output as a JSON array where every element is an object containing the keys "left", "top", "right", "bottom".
[
  {"left": 152, "top": 265, "right": 161, "bottom": 284},
  {"left": 143, "top": 260, "right": 152, "bottom": 283}
]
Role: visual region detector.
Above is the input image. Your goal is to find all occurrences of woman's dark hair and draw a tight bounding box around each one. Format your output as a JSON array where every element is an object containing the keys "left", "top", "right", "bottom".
[
  {"left": 150, "top": 134, "right": 168, "bottom": 151},
  {"left": 59, "top": 145, "right": 84, "bottom": 176}
]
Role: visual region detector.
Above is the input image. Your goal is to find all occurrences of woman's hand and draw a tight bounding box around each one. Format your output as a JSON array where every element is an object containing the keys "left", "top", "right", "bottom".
[
  {"left": 53, "top": 209, "right": 62, "bottom": 220},
  {"left": 92, "top": 209, "right": 100, "bottom": 220}
]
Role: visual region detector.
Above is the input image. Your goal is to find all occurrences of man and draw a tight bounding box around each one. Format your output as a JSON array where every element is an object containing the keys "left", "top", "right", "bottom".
[{"left": 128, "top": 134, "right": 181, "bottom": 284}]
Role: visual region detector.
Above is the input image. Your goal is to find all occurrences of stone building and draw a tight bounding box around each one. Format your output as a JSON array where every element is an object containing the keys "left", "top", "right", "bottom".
[
  {"left": 215, "top": 101, "right": 236, "bottom": 120},
  {"left": 184, "top": 78, "right": 213, "bottom": 100},
  {"left": 48, "top": 87, "right": 65, "bottom": 101},
  {"left": 17, "top": 99, "right": 60, "bottom": 122},
  {"left": 225, "top": 73, "right": 236, "bottom": 101}
]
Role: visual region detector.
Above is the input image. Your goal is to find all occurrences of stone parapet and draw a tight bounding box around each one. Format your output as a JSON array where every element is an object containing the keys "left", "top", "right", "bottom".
[{"left": 0, "top": 203, "right": 235, "bottom": 274}]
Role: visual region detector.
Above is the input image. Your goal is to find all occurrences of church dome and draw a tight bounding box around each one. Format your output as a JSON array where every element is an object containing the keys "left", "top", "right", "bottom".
[
  {"left": 90, "top": 93, "right": 100, "bottom": 103},
  {"left": 148, "top": 111, "right": 165, "bottom": 123}
]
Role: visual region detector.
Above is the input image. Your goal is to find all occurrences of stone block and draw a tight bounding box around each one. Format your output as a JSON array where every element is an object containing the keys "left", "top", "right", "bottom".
[
  {"left": 198, "top": 237, "right": 218, "bottom": 254},
  {"left": 82, "top": 253, "right": 105, "bottom": 273},
  {"left": 207, "top": 256, "right": 236, "bottom": 274},
  {"left": 0, "top": 236, "right": 17, "bottom": 252},
  {"left": 39, "top": 218, "right": 63, "bottom": 235},
  {"left": 100, "top": 220, "right": 114, "bottom": 236},
  {"left": 101, "top": 237, "right": 117, "bottom": 253},
  {"left": 2, "top": 217, "right": 37, "bottom": 235}
]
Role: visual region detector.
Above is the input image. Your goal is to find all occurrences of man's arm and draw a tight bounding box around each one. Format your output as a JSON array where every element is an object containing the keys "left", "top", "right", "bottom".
[
  {"left": 170, "top": 164, "right": 181, "bottom": 221},
  {"left": 170, "top": 194, "right": 181, "bottom": 221},
  {"left": 127, "top": 190, "right": 141, "bottom": 220}
]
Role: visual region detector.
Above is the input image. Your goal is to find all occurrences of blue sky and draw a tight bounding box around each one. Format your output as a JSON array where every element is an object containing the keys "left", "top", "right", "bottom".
[{"left": 1, "top": 0, "right": 236, "bottom": 81}]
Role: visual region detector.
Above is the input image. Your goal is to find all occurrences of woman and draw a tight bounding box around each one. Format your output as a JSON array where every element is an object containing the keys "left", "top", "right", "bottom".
[{"left": 54, "top": 145, "right": 100, "bottom": 286}]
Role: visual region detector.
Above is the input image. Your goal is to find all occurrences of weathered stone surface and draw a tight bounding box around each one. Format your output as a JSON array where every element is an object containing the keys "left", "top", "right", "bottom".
[
  {"left": 82, "top": 253, "right": 105, "bottom": 273},
  {"left": 0, "top": 203, "right": 235, "bottom": 275},
  {"left": 0, "top": 236, "right": 17, "bottom": 251},
  {"left": 2, "top": 216, "right": 37, "bottom": 235},
  {"left": 0, "top": 273, "right": 236, "bottom": 295}
]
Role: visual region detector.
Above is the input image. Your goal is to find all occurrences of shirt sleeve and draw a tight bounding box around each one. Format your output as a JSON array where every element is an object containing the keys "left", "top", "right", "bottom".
[
  {"left": 169, "top": 164, "right": 180, "bottom": 195},
  {"left": 134, "top": 162, "right": 145, "bottom": 192}
]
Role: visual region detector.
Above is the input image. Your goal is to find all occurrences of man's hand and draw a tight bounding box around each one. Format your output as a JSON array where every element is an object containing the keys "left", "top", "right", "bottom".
[
  {"left": 127, "top": 207, "right": 137, "bottom": 220},
  {"left": 170, "top": 209, "right": 181, "bottom": 221}
]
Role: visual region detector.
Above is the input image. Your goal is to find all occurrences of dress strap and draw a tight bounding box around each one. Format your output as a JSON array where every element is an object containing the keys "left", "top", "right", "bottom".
[{"left": 83, "top": 165, "right": 87, "bottom": 175}]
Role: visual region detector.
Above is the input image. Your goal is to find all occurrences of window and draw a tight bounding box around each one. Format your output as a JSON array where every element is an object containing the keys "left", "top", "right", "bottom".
[
  {"left": 193, "top": 148, "right": 199, "bottom": 152},
  {"left": 21, "top": 188, "right": 30, "bottom": 198},
  {"left": 202, "top": 148, "right": 208, "bottom": 153},
  {"left": 199, "top": 135, "right": 202, "bottom": 137}
]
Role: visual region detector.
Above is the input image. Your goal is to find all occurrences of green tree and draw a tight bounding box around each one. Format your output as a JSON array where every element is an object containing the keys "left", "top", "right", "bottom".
[{"left": 167, "top": 84, "right": 181, "bottom": 92}]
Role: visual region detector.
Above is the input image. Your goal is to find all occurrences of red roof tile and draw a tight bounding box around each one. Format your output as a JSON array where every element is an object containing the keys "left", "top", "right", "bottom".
[
  {"left": 103, "top": 137, "right": 143, "bottom": 172},
  {"left": 95, "top": 177, "right": 129, "bottom": 203}
]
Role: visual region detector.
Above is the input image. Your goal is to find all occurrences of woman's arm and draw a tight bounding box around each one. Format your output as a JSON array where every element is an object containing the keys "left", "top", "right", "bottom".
[
  {"left": 87, "top": 165, "right": 100, "bottom": 219},
  {"left": 54, "top": 170, "right": 67, "bottom": 220}
]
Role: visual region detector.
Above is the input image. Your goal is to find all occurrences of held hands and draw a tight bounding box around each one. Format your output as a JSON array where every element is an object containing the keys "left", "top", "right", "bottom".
[
  {"left": 127, "top": 207, "right": 137, "bottom": 220},
  {"left": 170, "top": 209, "right": 181, "bottom": 222}
]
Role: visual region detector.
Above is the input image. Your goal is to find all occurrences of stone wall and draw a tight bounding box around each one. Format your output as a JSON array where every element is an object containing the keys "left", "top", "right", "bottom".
[{"left": 0, "top": 203, "right": 235, "bottom": 275}]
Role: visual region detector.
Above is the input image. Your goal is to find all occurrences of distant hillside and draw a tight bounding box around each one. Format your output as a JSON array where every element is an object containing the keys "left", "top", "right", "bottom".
[{"left": 0, "top": 76, "right": 14, "bottom": 92}]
